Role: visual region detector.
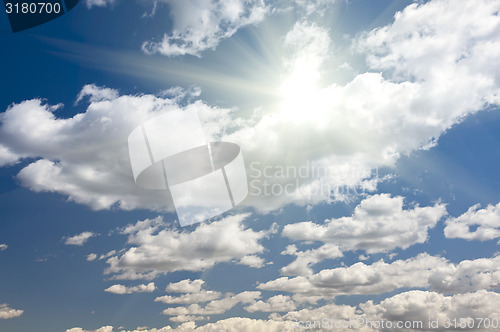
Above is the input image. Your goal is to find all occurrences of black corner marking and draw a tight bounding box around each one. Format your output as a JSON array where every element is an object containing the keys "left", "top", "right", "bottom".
[{"left": 4, "top": 0, "right": 80, "bottom": 33}]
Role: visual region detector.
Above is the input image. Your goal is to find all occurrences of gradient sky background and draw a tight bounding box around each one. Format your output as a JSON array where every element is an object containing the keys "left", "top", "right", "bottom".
[{"left": 2, "top": 0, "right": 500, "bottom": 331}]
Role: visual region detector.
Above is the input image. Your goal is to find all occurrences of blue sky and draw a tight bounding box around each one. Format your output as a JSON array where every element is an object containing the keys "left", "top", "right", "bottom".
[{"left": 2, "top": 0, "right": 500, "bottom": 331}]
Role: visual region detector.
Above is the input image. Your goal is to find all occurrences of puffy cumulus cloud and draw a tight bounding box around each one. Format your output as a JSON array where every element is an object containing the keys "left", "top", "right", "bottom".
[
  {"left": 358, "top": 0, "right": 500, "bottom": 95},
  {"left": 105, "top": 214, "right": 271, "bottom": 280},
  {"left": 0, "top": 144, "right": 18, "bottom": 166},
  {"left": 142, "top": 0, "right": 268, "bottom": 57},
  {"left": 155, "top": 291, "right": 222, "bottom": 305},
  {"left": 429, "top": 256, "right": 500, "bottom": 294},
  {"left": 161, "top": 291, "right": 261, "bottom": 319},
  {"left": 280, "top": 194, "right": 446, "bottom": 275},
  {"left": 280, "top": 243, "right": 342, "bottom": 276},
  {"left": 67, "top": 319, "right": 291, "bottom": 332},
  {"left": 155, "top": 279, "right": 222, "bottom": 304},
  {"left": 84, "top": 0, "right": 114, "bottom": 9},
  {"left": 274, "top": 302, "right": 373, "bottom": 332},
  {"left": 236, "top": 254, "right": 266, "bottom": 268},
  {"left": 166, "top": 279, "right": 206, "bottom": 293},
  {"left": 272, "top": 290, "right": 500, "bottom": 332},
  {"left": 0, "top": 244, "right": 7, "bottom": 251},
  {"left": 258, "top": 254, "right": 500, "bottom": 299},
  {"left": 445, "top": 202, "right": 500, "bottom": 241},
  {"left": 66, "top": 290, "right": 500, "bottom": 332},
  {"left": 244, "top": 294, "right": 297, "bottom": 313},
  {"left": 360, "top": 290, "right": 500, "bottom": 331},
  {"left": 104, "top": 282, "right": 156, "bottom": 294},
  {"left": 86, "top": 253, "right": 97, "bottom": 261},
  {"left": 64, "top": 232, "right": 96, "bottom": 246},
  {"left": 283, "top": 194, "right": 446, "bottom": 253},
  {"left": 0, "top": 304, "right": 23, "bottom": 319},
  {"left": 0, "top": 84, "right": 223, "bottom": 212}
]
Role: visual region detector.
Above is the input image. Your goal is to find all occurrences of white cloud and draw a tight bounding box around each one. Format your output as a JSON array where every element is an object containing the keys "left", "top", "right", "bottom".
[
  {"left": 0, "top": 144, "right": 18, "bottom": 166},
  {"left": 161, "top": 291, "right": 261, "bottom": 318},
  {"left": 66, "top": 327, "right": 113, "bottom": 332},
  {"left": 244, "top": 294, "right": 296, "bottom": 313},
  {"left": 357, "top": 0, "right": 500, "bottom": 101},
  {"left": 360, "top": 290, "right": 500, "bottom": 331},
  {"left": 166, "top": 279, "right": 206, "bottom": 293},
  {"left": 66, "top": 289, "right": 500, "bottom": 331},
  {"left": 155, "top": 290, "right": 221, "bottom": 305},
  {"left": 99, "top": 250, "right": 116, "bottom": 260},
  {"left": 0, "top": 85, "right": 217, "bottom": 212},
  {"left": 237, "top": 255, "right": 266, "bottom": 268},
  {"left": 105, "top": 214, "right": 270, "bottom": 279},
  {"left": 0, "top": 304, "right": 23, "bottom": 319},
  {"left": 2, "top": 0, "right": 500, "bottom": 214},
  {"left": 76, "top": 84, "right": 119, "bottom": 103},
  {"left": 155, "top": 279, "right": 222, "bottom": 304},
  {"left": 282, "top": 194, "right": 446, "bottom": 253},
  {"left": 0, "top": 244, "right": 7, "bottom": 251},
  {"left": 104, "top": 282, "right": 156, "bottom": 294},
  {"left": 280, "top": 244, "right": 342, "bottom": 276},
  {"left": 169, "top": 315, "right": 208, "bottom": 323},
  {"left": 280, "top": 194, "right": 446, "bottom": 275},
  {"left": 66, "top": 319, "right": 290, "bottom": 332},
  {"left": 142, "top": 0, "right": 268, "bottom": 57},
  {"left": 86, "top": 253, "right": 97, "bottom": 261},
  {"left": 64, "top": 232, "right": 96, "bottom": 246},
  {"left": 445, "top": 202, "right": 500, "bottom": 241},
  {"left": 224, "top": 0, "right": 500, "bottom": 211},
  {"left": 84, "top": 0, "right": 114, "bottom": 9},
  {"left": 275, "top": 290, "right": 500, "bottom": 332},
  {"left": 259, "top": 254, "right": 500, "bottom": 299}
]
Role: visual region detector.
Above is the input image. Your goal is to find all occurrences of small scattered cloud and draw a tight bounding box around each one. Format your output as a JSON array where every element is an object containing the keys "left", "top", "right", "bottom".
[
  {"left": 161, "top": 291, "right": 261, "bottom": 320},
  {"left": 86, "top": 253, "right": 97, "bottom": 261},
  {"left": 84, "top": 0, "right": 114, "bottom": 9},
  {"left": 0, "top": 304, "right": 23, "bottom": 319},
  {"left": 104, "top": 282, "right": 156, "bottom": 295},
  {"left": 445, "top": 202, "right": 500, "bottom": 241},
  {"left": 0, "top": 244, "right": 7, "bottom": 251},
  {"left": 237, "top": 255, "right": 266, "bottom": 268},
  {"left": 155, "top": 279, "right": 222, "bottom": 305},
  {"left": 244, "top": 294, "right": 297, "bottom": 313},
  {"left": 75, "top": 84, "right": 118, "bottom": 104},
  {"left": 64, "top": 232, "right": 96, "bottom": 246}
]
